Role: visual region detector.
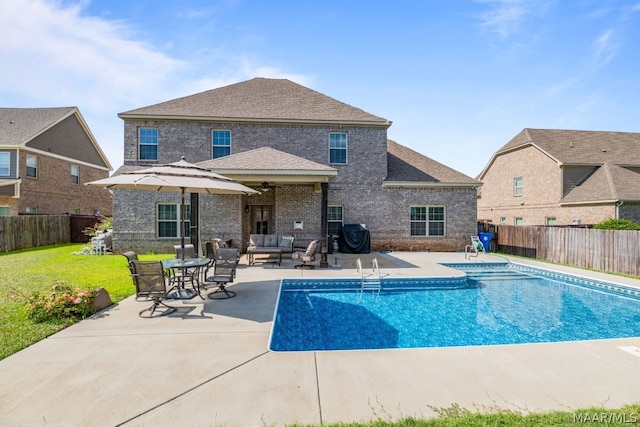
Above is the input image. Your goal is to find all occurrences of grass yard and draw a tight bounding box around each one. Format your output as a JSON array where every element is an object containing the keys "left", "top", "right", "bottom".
[{"left": 0, "top": 244, "right": 173, "bottom": 360}]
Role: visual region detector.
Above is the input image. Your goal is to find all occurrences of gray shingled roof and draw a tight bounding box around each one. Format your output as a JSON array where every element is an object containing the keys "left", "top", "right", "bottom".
[
  {"left": 0, "top": 107, "right": 76, "bottom": 146},
  {"left": 119, "top": 78, "right": 389, "bottom": 125},
  {"left": 489, "top": 128, "right": 640, "bottom": 203},
  {"left": 386, "top": 140, "right": 479, "bottom": 185},
  {"left": 498, "top": 128, "right": 640, "bottom": 165},
  {"left": 197, "top": 147, "right": 337, "bottom": 174}
]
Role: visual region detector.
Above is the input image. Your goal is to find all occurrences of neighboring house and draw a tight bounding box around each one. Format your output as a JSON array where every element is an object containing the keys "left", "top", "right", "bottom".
[
  {"left": 477, "top": 128, "right": 640, "bottom": 226},
  {"left": 0, "top": 107, "right": 113, "bottom": 216},
  {"left": 113, "top": 78, "right": 479, "bottom": 254}
]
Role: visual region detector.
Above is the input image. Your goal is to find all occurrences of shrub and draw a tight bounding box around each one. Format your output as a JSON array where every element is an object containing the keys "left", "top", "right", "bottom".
[
  {"left": 82, "top": 215, "right": 113, "bottom": 237},
  {"left": 593, "top": 218, "right": 640, "bottom": 230},
  {"left": 13, "top": 282, "right": 96, "bottom": 324}
]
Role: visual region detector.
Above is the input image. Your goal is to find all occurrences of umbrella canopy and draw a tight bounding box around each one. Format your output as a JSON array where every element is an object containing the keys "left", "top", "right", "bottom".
[
  {"left": 86, "top": 158, "right": 258, "bottom": 195},
  {"left": 86, "top": 158, "right": 258, "bottom": 259}
]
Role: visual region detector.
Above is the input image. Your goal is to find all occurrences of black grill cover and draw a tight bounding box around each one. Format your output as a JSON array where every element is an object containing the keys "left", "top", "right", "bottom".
[{"left": 339, "top": 224, "right": 370, "bottom": 254}]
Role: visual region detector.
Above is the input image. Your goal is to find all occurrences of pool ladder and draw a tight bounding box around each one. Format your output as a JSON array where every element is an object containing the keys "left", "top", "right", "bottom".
[{"left": 357, "top": 258, "right": 386, "bottom": 295}]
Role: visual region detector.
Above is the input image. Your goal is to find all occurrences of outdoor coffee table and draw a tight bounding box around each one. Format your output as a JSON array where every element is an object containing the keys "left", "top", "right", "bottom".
[{"left": 162, "top": 257, "right": 210, "bottom": 299}]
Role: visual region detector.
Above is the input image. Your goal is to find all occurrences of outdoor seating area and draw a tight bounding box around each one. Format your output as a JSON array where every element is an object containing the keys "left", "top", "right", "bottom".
[
  {"left": 246, "top": 233, "right": 294, "bottom": 265},
  {"left": 90, "top": 229, "right": 113, "bottom": 255}
]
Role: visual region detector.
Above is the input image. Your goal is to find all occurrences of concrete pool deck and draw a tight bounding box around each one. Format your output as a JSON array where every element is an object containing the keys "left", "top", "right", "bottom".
[{"left": 1, "top": 251, "right": 640, "bottom": 426}]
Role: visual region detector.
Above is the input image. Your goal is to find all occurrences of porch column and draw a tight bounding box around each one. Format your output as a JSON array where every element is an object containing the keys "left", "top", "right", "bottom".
[
  {"left": 190, "top": 193, "right": 199, "bottom": 255},
  {"left": 320, "top": 182, "right": 329, "bottom": 268}
]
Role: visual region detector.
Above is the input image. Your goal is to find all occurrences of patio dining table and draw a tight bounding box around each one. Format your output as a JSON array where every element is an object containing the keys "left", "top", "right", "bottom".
[{"left": 162, "top": 257, "right": 211, "bottom": 299}]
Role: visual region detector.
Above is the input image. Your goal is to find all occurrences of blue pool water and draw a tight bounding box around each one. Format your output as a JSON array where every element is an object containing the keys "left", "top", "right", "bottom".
[{"left": 269, "top": 263, "right": 640, "bottom": 351}]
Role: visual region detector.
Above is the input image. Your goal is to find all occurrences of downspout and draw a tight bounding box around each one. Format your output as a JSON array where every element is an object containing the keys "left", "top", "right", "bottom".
[{"left": 616, "top": 200, "right": 624, "bottom": 219}]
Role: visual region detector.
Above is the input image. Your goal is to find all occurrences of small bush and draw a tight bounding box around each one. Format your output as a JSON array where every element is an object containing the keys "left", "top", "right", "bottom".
[
  {"left": 13, "top": 282, "right": 95, "bottom": 324},
  {"left": 593, "top": 218, "right": 640, "bottom": 230}
]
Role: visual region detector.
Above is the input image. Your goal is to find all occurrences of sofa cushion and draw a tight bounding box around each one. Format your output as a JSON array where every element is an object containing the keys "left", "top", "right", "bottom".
[
  {"left": 263, "top": 234, "right": 278, "bottom": 247},
  {"left": 249, "top": 234, "right": 264, "bottom": 247},
  {"left": 279, "top": 235, "right": 294, "bottom": 250}
]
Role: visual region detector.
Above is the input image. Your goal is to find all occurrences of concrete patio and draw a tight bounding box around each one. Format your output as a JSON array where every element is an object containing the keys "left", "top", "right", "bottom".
[{"left": 1, "top": 251, "right": 640, "bottom": 426}]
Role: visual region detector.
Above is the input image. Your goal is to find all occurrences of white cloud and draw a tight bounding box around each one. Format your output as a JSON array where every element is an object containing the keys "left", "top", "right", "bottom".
[
  {"left": 593, "top": 29, "right": 618, "bottom": 65},
  {"left": 0, "top": 0, "right": 187, "bottom": 113},
  {"left": 475, "top": 0, "right": 555, "bottom": 37}
]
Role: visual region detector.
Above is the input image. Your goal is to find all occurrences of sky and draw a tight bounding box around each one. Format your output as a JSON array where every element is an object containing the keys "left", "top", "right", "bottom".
[{"left": 2, "top": 0, "right": 639, "bottom": 178}]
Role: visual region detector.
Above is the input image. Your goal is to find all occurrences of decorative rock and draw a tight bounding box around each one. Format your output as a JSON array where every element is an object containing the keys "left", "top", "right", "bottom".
[{"left": 91, "top": 288, "right": 112, "bottom": 313}]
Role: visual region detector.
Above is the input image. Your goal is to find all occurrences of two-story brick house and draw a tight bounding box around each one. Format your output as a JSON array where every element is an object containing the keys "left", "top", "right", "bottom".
[
  {"left": 477, "top": 128, "right": 640, "bottom": 226},
  {"left": 0, "top": 107, "right": 113, "bottom": 216},
  {"left": 112, "top": 78, "right": 479, "bottom": 254}
]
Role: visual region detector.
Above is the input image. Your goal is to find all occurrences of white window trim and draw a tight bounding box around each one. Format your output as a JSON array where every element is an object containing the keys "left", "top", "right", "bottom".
[
  {"left": 71, "top": 165, "right": 80, "bottom": 185},
  {"left": 514, "top": 177, "right": 524, "bottom": 196},
  {"left": 329, "top": 132, "right": 348, "bottom": 164},
  {"left": 26, "top": 155, "right": 37, "bottom": 178},
  {"left": 0, "top": 152, "right": 10, "bottom": 177},
  {"left": 212, "top": 129, "right": 232, "bottom": 159},
  {"left": 138, "top": 127, "right": 159, "bottom": 161},
  {"left": 157, "top": 203, "right": 190, "bottom": 239},
  {"left": 327, "top": 205, "right": 344, "bottom": 236},
  {"left": 410, "top": 205, "right": 446, "bottom": 237}
]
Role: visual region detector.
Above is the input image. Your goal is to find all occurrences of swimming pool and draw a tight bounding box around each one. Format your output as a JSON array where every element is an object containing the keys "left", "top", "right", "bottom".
[{"left": 269, "top": 262, "right": 640, "bottom": 351}]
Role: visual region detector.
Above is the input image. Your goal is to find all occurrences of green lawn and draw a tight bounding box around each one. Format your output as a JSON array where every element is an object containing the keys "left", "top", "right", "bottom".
[{"left": 0, "top": 244, "right": 172, "bottom": 360}]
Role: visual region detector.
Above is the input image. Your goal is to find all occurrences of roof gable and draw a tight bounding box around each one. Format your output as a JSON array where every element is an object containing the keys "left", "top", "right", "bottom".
[
  {"left": 0, "top": 107, "right": 76, "bottom": 146},
  {"left": 119, "top": 78, "right": 389, "bottom": 125},
  {"left": 0, "top": 107, "right": 112, "bottom": 170}
]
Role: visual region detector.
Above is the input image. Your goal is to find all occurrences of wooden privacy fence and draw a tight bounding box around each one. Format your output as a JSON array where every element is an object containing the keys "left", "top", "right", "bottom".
[
  {"left": 0, "top": 215, "right": 97, "bottom": 252},
  {"left": 479, "top": 223, "right": 640, "bottom": 277}
]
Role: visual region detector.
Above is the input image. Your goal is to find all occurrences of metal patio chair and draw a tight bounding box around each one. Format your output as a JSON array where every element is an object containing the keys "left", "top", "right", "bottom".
[
  {"left": 203, "top": 248, "right": 239, "bottom": 299},
  {"left": 129, "top": 260, "right": 177, "bottom": 317}
]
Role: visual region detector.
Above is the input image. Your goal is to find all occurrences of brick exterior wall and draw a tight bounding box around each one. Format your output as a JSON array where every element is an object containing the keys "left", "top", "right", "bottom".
[
  {"left": 115, "top": 120, "right": 477, "bottom": 254},
  {"left": 17, "top": 153, "right": 112, "bottom": 216},
  {"left": 478, "top": 146, "right": 618, "bottom": 225}
]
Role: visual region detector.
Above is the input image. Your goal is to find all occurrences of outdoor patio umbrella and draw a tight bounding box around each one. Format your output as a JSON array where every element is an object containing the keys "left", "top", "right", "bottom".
[{"left": 86, "top": 157, "right": 258, "bottom": 262}]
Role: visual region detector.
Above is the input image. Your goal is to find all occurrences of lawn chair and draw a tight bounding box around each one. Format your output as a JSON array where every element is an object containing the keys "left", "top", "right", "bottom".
[
  {"left": 465, "top": 236, "right": 485, "bottom": 259},
  {"left": 129, "top": 260, "right": 177, "bottom": 317},
  {"left": 203, "top": 248, "right": 239, "bottom": 299},
  {"left": 292, "top": 240, "right": 319, "bottom": 269}
]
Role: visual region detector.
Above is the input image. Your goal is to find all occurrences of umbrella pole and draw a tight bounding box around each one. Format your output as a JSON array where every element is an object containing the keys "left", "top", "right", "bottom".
[{"left": 180, "top": 188, "right": 186, "bottom": 262}]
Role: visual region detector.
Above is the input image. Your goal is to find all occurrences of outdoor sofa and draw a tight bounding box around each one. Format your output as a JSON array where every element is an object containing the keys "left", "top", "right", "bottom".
[{"left": 247, "top": 234, "right": 294, "bottom": 265}]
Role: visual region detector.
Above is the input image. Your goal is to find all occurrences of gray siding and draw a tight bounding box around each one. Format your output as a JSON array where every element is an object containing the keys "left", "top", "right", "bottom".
[{"left": 27, "top": 115, "right": 108, "bottom": 168}]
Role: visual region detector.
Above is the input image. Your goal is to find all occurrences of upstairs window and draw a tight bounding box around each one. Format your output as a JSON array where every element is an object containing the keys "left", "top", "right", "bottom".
[
  {"left": 212, "top": 130, "right": 231, "bottom": 158},
  {"left": 26, "top": 155, "right": 37, "bottom": 178},
  {"left": 0, "top": 152, "right": 9, "bottom": 176},
  {"left": 514, "top": 177, "right": 524, "bottom": 196},
  {"left": 0, "top": 206, "right": 9, "bottom": 216},
  {"left": 327, "top": 205, "right": 344, "bottom": 236},
  {"left": 157, "top": 203, "right": 190, "bottom": 238},
  {"left": 410, "top": 206, "right": 445, "bottom": 236},
  {"left": 71, "top": 165, "right": 79, "bottom": 185},
  {"left": 329, "top": 133, "right": 347, "bottom": 164},
  {"left": 139, "top": 128, "right": 158, "bottom": 161}
]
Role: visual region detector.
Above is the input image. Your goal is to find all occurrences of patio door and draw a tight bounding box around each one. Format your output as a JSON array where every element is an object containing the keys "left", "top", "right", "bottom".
[{"left": 252, "top": 206, "right": 272, "bottom": 234}]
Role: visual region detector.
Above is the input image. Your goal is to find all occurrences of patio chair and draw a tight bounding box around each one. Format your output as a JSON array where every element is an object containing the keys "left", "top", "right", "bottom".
[
  {"left": 129, "top": 260, "right": 177, "bottom": 317},
  {"left": 465, "top": 236, "right": 485, "bottom": 259},
  {"left": 174, "top": 244, "right": 196, "bottom": 259},
  {"left": 203, "top": 248, "right": 239, "bottom": 299},
  {"left": 292, "top": 240, "right": 319, "bottom": 269}
]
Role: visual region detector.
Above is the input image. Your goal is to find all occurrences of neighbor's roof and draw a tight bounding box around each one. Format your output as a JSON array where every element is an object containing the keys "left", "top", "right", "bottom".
[
  {"left": 385, "top": 140, "right": 480, "bottom": 188},
  {"left": 479, "top": 128, "right": 640, "bottom": 204},
  {"left": 0, "top": 107, "right": 112, "bottom": 170},
  {"left": 0, "top": 107, "right": 77, "bottom": 146},
  {"left": 495, "top": 128, "right": 640, "bottom": 165},
  {"left": 118, "top": 78, "right": 390, "bottom": 126}
]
